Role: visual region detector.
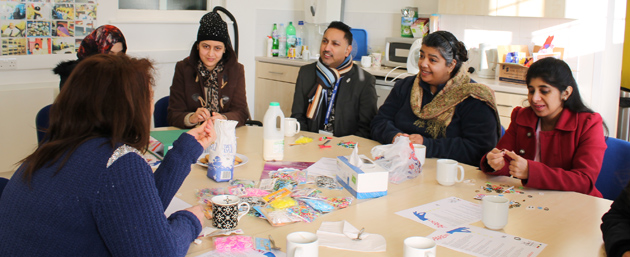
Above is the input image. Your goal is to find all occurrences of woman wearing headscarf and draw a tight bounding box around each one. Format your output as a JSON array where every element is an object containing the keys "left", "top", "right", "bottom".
[
  {"left": 53, "top": 25, "right": 127, "bottom": 89},
  {"left": 167, "top": 10, "right": 250, "bottom": 128},
  {"left": 370, "top": 31, "right": 500, "bottom": 166}
]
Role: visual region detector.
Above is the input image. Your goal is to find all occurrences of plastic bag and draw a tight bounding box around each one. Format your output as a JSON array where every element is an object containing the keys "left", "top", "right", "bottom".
[
  {"left": 371, "top": 136, "right": 421, "bottom": 184},
  {"left": 207, "top": 119, "right": 238, "bottom": 182}
]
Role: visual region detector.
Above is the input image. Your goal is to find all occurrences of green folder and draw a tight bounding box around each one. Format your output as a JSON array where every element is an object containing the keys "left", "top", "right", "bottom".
[{"left": 150, "top": 129, "right": 188, "bottom": 156}]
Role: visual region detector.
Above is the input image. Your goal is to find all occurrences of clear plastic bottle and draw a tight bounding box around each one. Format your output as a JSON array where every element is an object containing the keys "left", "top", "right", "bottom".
[
  {"left": 296, "top": 21, "right": 305, "bottom": 57},
  {"left": 278, "top": 23, "right": 286, "bottom": 57},
  {"left": 271, "top": 23, "right": 279, "bottom": 57},
  {"left": 263, "top": 102, "right": 285, "bottom": 161}
]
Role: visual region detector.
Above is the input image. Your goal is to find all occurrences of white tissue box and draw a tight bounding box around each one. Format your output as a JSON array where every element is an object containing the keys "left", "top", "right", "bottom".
[{"left": 336, "top": 155, "right": 388, "bottom": 199}]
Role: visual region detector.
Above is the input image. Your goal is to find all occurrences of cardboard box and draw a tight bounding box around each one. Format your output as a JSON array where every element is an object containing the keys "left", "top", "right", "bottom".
[
  {"left": 336, "top": 155, "right": 388, "bottom": 199},
  {"left": 497, "top": 45, "right": 564, "bottom": 85}
]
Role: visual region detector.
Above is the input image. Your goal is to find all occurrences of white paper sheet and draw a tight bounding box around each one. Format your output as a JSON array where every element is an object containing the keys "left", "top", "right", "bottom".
[
  {"left": 428, "top": 226, "right": 547, "bottom": 257},
  {"left": 395, "top": 197, "right": 482, "bottom": 229},
  {"left": 305, "top": 157, "right": 338, "bottom": 178},
  {"left": 164, "top": 196, "right": 192, "bottom": 217}
]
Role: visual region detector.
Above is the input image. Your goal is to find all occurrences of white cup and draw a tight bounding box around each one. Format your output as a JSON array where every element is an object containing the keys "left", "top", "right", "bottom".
[
  {"left": 413, "top": 144, "right": 426, "bottom": 167},
  {"left": 284, "top": 117, "right": 300, "bottom": 137},
  {"left": 302, "top": 49, "right": 311, "bottom": 61},
  {"left": 404, "top": 236, "right": 436, "bottom": 257},
  {"left": 436, "top": 159, "right": 464, "bottom": 186},
  {"left": 482, "top": 195, "right": 509, "bottom": 230},
  {"left": 372, "top": 53, "right": 382, "bottom": 68},
  {"left": 287, "top": 231, "right": 318, "bottom": 257},
  {"left": 361, "top": 55, "right": 372, "bottom": 68}
]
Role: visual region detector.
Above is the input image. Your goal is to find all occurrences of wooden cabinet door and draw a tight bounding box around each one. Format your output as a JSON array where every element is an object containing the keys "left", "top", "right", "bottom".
[{"left": 254, "top": 78, "right": 296, "bottom": 121}]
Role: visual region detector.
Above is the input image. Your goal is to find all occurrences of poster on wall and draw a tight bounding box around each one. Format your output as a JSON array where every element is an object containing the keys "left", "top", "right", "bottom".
[{"left": 0, "top": 0, "right": 98, "bottom": 56}]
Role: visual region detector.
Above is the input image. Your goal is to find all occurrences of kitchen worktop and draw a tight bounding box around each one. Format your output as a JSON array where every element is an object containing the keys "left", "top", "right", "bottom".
[{"left": 255, "top": 56, "right": 527, "bottom": 95}]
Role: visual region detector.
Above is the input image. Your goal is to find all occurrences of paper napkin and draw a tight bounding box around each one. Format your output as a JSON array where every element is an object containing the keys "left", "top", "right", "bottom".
[{"left": 316, "top": 220, "right": 386, "bottom": 252}]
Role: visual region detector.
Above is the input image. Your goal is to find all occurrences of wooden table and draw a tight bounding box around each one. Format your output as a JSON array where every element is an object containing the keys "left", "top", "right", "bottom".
[{"left": 172, "top": 126, "right": 611, "bottom": 257}]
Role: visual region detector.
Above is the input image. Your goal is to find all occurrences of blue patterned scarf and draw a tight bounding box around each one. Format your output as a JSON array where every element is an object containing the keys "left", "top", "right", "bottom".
[{"left": 306, "top": 55, "right": 353, "bottom": 119}]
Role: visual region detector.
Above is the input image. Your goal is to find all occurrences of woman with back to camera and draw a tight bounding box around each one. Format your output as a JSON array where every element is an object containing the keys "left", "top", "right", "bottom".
[
  {"left": 168, "top": 10, "right": 250, "bottom": 128},
  {"left": 371, "top": 30, "right": 500, "bottom": 166},
  {"left": 480, "top": 57, "right": 607, "bottom": 197},
  {"left": 0, "top": 54, "right": 215, "bottom": 256}
]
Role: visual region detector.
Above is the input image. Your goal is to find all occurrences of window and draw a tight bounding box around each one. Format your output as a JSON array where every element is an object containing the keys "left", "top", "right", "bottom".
[{"left": 119, "top": 0, "right": 207, "bottom": 10}]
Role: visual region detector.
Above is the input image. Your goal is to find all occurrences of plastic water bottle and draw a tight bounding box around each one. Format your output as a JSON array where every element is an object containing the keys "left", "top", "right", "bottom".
[
  {"left": 296, "top": 21, "right": 305, "bottom": 57},
  {"left": 286, "top": 21, "right": 296, "bottom": 55},
  {"left": 263, "top": 102, "right": 285, "bottom": 161},
  {"left": 278, "top": 23, "right": 286, "bottom": 57},
  {"left": 271, "top": 24, "right": 279, "bottom": 57}
]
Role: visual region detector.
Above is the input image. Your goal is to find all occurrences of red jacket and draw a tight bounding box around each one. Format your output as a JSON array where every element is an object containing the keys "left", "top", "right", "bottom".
[{"left": 480, "top": 107, "right": 606, "bottom": 197}]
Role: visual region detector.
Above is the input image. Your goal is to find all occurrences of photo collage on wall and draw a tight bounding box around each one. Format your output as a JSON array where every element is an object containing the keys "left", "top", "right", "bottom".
[{"left": 0, "top": 0, "right": 97, "bottom": 56}]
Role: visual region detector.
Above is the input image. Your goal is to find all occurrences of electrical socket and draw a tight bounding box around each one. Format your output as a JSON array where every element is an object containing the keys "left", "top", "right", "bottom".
[{"left": 0, "top": 58, "right": 17, "bottom": 70}]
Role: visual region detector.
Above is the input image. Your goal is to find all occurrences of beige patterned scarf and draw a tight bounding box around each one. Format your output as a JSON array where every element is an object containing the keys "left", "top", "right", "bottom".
[{"left": 410, "top": 66, "right": 500, "bottom": 138}]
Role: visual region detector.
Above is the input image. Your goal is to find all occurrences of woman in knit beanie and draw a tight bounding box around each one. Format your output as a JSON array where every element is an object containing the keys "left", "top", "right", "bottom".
[{"left": 167, "top": 10, "right": 250, "bottom": 128}]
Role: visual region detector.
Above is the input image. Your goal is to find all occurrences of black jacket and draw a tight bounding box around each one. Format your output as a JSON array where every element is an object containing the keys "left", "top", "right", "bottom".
[
  {"left": 602, "top": 182, "right": 630, "bottom": 257},
  {"left": 291, "top": 63, "right": 377, "bottom": 138}
]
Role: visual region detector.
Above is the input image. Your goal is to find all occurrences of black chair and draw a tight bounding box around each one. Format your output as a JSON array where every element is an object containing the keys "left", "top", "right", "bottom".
[
  {"left": 35, "top": 104, "right": 52, "bottom": 145},
  {"left": 153, "top": 96, "right": 170, "bottom": 128},
  {"left": 596, "top": 137, "right": 630, "bottom": 200}
]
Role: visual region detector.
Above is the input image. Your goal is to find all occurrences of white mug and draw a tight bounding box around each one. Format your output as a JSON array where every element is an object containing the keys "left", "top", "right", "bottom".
[
  {"left": 287, "top": 231, "right": 318, "bottom": 257},
  {"left": 302, "top": 49, "right": 311, "bottom": 61},
  {"left": 436, "top": 159, "right": 464, "bottom": 186},
  {"left": 361, "top": 56, "right": 372, "bottom": 68},
  {"left": 404, "top": 236, "right": 436, "bottom": 257},
  {"left": 284, "top": 117, "right": 301, "bottom": 137},
  {"left": 413, "top": 144, "right": 426, "bottom": 167},
  {"left": 482, "top": 195, "right": 509, "bottom": 230},
  {"left": 372, "top": 53, "right": 382, "bottom": 68}
]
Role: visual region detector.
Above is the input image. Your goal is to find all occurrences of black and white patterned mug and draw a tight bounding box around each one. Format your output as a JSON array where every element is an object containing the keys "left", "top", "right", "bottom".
[{"left": 211, "top": 195, "right": 251, "bottom": 229}]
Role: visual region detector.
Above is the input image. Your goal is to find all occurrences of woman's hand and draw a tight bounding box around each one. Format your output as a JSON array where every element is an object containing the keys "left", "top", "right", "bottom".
[
  {"left": 408, "top": 134, "right": 424, "bottom": 144},
  {"left": 392, "top": 132, "right": 409, "bottom": 143},
  {"left": 184, "top": 205, "right": 205, "bottom": 227},
  {"left": 186, "top": 120, "right": 216, "bottom": 149},
  {"left": 209, "top": 112, "right": 226, "bottom": 123},
  {"left": 505, "top": 151, "right": 529, "bottom": 179},
  {"left": 486, "top": 148, "right": 506, "bottom": 171},
  {"left": 189, "top": 108, "right": 211, "bottom": 124}
]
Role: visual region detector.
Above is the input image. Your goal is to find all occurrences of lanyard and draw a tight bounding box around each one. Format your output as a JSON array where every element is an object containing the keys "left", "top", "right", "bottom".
[{"left": 324, "top": 77, "right": 342, "bottom": 126}]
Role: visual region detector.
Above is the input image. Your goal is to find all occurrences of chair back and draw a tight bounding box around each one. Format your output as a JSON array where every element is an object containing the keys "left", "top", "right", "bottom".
[
  {"left": 35, "top": 104, "right": 52, "bottom": 145},
  {"left": 154, "top": 96, "right": 170, "bottom": 128},
  {"left": 597, "top": 137, "right": 630, "bottom": 200}
]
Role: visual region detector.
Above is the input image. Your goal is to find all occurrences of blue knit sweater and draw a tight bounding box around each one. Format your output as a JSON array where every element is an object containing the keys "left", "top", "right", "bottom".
[{"left": 0, "top": 133, "right": 202, "bottom": 256}]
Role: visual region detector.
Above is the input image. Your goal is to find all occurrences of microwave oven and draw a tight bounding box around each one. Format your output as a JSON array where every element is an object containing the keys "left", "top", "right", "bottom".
[{"left": 383, "top": 37, "right": 418, "bottom": 68}]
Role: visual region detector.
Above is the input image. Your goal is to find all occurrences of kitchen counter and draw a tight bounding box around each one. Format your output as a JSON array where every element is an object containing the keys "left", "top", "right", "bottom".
[{"left": 255, "top": 56, "right": 527, "bottom": 94}]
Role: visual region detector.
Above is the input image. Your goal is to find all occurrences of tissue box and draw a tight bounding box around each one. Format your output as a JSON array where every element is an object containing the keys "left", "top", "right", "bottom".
[{"left": 336, "top": 155, "right": 388, "bottom": 199}]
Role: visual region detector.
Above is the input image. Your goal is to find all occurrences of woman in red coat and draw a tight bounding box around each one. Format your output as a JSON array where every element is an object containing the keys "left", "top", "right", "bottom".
[{"left": 480, "top": 57, "right": 607, "bottom": 197}]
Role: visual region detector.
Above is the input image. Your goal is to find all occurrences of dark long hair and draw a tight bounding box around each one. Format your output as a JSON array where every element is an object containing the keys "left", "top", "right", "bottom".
[
  {"left": 422, "top": 30, "right": 468, "bottom": 78},
  {"left": 526, "top": 57, "right": 608, "bottom": 135},
  {"left": 21, "top": 54, "right": 154, "bottom": 182}
]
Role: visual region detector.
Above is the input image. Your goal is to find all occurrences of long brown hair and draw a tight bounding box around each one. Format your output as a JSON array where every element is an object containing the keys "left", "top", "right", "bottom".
[{"left": 21, "top": 54, "right": 155, "bottom": 182}]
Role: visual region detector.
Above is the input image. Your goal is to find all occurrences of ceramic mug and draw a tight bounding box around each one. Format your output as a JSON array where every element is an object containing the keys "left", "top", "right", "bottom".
[
  {"left": 287, "top": 231, "right": 318, "bottom": 257},
  {"left": 372, "top": 53, "right": 382, "bottom": 68},
  {"left": 404, "top": 236, "right": 436, "bottom": 257},
  {"left": 361, "top": 55, "right": 372, "bottom": 68},
  {"left": 210, "top": 195, "right": 250, "bottom": 230},
  {"left": 482, "top": 195, "right": 509, "bottom": 230},
  {"left": 436, "top": 159, "right": 464, "bottom": 186},
  {"left": 284, "top": 117, "right": 301, "bottom": 137},
  {"left": 413, "top": 144, "right": 426, "bottom": 167},
  {"left": 302, "top": 49, "right": 311, "bottom": 61}
]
